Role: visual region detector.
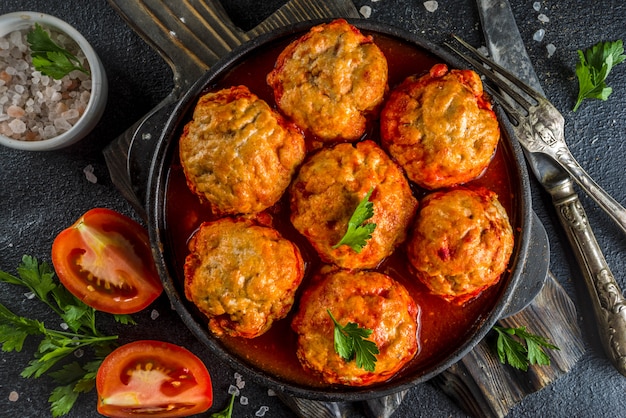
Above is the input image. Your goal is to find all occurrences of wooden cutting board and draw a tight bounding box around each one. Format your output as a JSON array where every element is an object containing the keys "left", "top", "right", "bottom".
[{"left": 103, "top": 1, "right": 585, "bottom": 416}]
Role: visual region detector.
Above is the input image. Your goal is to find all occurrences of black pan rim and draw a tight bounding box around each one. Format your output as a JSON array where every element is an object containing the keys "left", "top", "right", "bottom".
[{"left": 146, "top": 18, "right": 533, "bottom": 402}]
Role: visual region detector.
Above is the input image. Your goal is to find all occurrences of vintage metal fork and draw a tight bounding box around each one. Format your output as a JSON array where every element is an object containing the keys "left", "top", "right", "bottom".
[{"left": 447, "top": 35, "right": 626, "bottom": 237}]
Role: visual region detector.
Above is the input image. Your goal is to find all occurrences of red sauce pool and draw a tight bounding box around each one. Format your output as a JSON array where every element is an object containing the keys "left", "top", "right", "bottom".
[{"left": 162, "top": 30, "right": 521, "bottom": 389}]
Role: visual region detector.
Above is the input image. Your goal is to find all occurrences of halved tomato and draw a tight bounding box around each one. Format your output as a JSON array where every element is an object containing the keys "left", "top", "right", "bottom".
[
  {"left": 96, "top": 340, "right": 213, "bottom": 417},
  {"left": 51, "top": 207, "right": 162, "bottom": 314}
]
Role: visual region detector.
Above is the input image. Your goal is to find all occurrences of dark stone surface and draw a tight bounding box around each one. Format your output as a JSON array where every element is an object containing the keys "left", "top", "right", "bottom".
[{"left": 1, "top": 1, "right": 625, "bottom": 417}]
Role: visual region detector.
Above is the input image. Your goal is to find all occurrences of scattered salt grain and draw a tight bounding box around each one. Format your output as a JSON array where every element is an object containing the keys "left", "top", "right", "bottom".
[
  {"left": 533, "top": 28, "right": 545, "bottom": 42},
  {"left": 255, "top": 406, "right": 269, "bottom": 417},
  {"left": 9, "top": 391, "right": 19, "bottom": 402},
  {"left": 0, "top": 26, "right": 91, "bottom": 141},
  {"left": 240, "top": 396, "right": 248, "bottom": 405},
  {"left": 267, "top": 388, "right": 277, "bottom": 397},
  {"left": 477, "top": 46, "right": 489, "bottom": 57},
  {"left": 150, "top": 309, "right": 160, "bottom": 320},
  {"left": 538, "top": 13, "right": 550, "bottom": 23},
  {"left": 74, "top": 348, "right": 84, "bottom": 358},
  {"left": 424, "top": 1, "right": 439, "bottom": 12},
  {"left": 546, "top": 43, "right": 556, "bottom": 57},
  {"left": 228, "top": 385, "right": 240, "bottom": 396},
  {"left": 533, "top": 1, "right": 541, "bottom": 11},
  {"left": 359, "top": 6, "right": 372, "bottom": 19},
  {"left": 60, "top": 322, "right": 69, "bottom": 330},
  {"left": 24, "top": 291, "right": 35, "bottom": 299}
]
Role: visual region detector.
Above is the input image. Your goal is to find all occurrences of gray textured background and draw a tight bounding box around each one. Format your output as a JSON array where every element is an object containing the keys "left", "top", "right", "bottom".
[{"left": 1, "top": 1, "right": 625, "bottom": 417}]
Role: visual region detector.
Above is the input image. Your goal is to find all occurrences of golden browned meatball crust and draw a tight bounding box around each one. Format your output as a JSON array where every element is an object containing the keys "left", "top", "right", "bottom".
[
  {"left": 179, "top": 85, "right": 305, "bottom": 215},
  {"left": 290, "top": 140, "right": 417, "bottom": 270},
  {"left": 291, "top": 267, "right": 419, "bottom": 386},
  {"left": 407, "top": 187, "right": 514, "bottom": 304},
  {"left": 380, "top": 63, "right": 500, "bottom": 190},
  {"left": 266, "top": 19, "right": 388, "bottom": 143},
  {"left": 184, "top": 217, "right": 305, "bottom": 338}
]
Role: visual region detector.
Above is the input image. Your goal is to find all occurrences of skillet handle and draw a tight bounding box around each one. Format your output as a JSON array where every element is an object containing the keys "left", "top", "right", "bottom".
[
  {"left": 103, "top": 94, "right": 178, "bottom": 220},
  {"left": 103, "top": 0, "right": 360, "bottom": 220}
]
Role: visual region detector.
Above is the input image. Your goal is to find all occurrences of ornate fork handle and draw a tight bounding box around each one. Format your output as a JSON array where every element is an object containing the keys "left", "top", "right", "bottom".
[
  {"left": 550, "top": 180, "right": 626, "bottom": 376},
  {"left": 520, "top": 105, "right": 626, "bottom": 236}
]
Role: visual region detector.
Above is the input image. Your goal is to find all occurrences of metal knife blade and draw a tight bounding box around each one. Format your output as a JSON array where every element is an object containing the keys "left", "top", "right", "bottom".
[{"left": 476, "top": 0, "right": 626, "bottom": 376}]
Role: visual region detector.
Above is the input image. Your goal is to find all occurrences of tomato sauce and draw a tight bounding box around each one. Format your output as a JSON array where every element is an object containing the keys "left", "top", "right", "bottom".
[{"left": 162, "top": 30, "right": 521, "bottom": 389}]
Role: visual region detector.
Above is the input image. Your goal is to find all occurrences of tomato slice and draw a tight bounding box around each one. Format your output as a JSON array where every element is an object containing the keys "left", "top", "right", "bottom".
[
  {"left": 97, "top": 340, "right": 213, "bottom": 417},
  {"left": 52, "top": 208, "right": 162, "bottom": 314}
]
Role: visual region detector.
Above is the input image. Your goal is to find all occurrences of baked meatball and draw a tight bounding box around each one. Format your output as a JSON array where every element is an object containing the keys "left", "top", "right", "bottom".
[
  {"left": 407, "top": 188, "right": 514, "bottom": 304},
  {"left": 291, "top": 268, "right": 419, "bottom": 386},
  {"left": 380, "top": 63, "right": 500, "bottom": 189},
  {"left": 184, "top": 217, "right": 304, "bottom": 338},
  {"left": 179, "top": 85, "right": 305, "bottom": 215},
  {"left": 266, "top": 19, "right": 388, "bottom": 143},
  {"left": 290, "top": 140, "right": 417, "bottom": 270}
]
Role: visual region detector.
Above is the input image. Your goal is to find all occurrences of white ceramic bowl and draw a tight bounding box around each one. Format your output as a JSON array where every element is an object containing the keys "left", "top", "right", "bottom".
[{"left": 0, "top": 11, "right": 108, "bottom": 151}]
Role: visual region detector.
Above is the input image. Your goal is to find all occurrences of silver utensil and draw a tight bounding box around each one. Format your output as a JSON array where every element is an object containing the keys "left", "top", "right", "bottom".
[
  {"left": 450, "top": 38, "right": 626, "bottom": 237},
  {"left": 447, "top": 0, "right": 626, "bottom": 376}
]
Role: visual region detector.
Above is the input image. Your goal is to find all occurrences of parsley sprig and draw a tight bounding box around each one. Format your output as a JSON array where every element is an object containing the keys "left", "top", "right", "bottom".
[
  {"left": 327, "top": 310, "right": 379, "bottom": 372},
  {"left": 210, "top": 392, "right": 236, "bottom": 418},
  {"left": 573, "top": 39, "right": 625, "bottom": 111},
  {"left": 493, "top": 325, "right": 559, "bottom": 371},
  {"left": 0, "top": 255, "right": 133, "bottom": 416},
  {"left": 332, "top": 187, "right": 376, "bottom": 253},
  {"left": 27, "top": 23, "right": 90, "bottom": 80}
]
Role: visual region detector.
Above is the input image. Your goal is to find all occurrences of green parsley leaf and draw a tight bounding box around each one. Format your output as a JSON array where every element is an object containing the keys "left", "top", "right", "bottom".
[
  {"left": 573, "top": 39, "right": 625, "bottom": 111},
  {"left": 27, "top": 23, "right": 90, "bottom": 79},
  {"left": 327, "top": 310, "right": 379, "bottom": 372},
  {"left": 0, "top": 256, "right": 127, "bottom": 416},
  {"left": 493, "top": 325, "right": 559, "bottom": 371},
  {"left": 332, "top": 187, "right": 377, "bottom": 253},
  {"left": 210, "top": 392, "right": 236, "bottom": 418}
]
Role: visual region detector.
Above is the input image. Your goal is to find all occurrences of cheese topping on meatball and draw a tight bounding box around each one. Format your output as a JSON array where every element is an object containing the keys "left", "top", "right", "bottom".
[
  {"left": 184, "top": 218, "right": 305, "bottom": 338},
  {"left": 267, "top": 19, "right": 388, "bottom": 143},
  {"left": 179, "top": 85, "right": 305, "bottom": 215},
  {"left": 291, "top": 268, "right": 419, "bottom": 386},
  {"left": 381, "top": 63, "right": 500, "bottom": 189},
  {"left": 407, "top": 188, "right": 514, "bottom": 304},
  {"left": 290, "top": 140, "right": 417, "bottom": 270}
]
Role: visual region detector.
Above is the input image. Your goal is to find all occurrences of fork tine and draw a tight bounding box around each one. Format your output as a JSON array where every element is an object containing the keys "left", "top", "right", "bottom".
[
  {"left": 482, "top": 84, "right": 524, "bottom": 124},
  {"left": 449, "top": 35, "right": 542, "bottom": 102},
  {"left": 446, "top": 35, "right": 541, "bottom": 113}
]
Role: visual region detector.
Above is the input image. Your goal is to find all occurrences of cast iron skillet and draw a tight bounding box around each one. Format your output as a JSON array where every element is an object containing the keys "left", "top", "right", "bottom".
[{"left": 145, "top": 19, "right": 542, "bottom": 402}]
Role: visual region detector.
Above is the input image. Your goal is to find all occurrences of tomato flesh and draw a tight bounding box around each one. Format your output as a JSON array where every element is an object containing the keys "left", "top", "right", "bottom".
[
  {"left": 97, "top": 340, "right": 213, "bottom": 417},
  {"left": 52, "top": 208, "right": 163, "bottom": 314}
]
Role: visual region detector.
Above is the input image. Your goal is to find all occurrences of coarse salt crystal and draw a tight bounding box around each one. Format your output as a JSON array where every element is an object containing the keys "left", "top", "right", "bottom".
[
  {"left": 533, "top": 1, "right": 541, "bottom": 11},
  {"left": 150, "top": 309, "right": 159, "bottom": 319},
  {"left": 9, "top": 118, "right": 26, "bottom": 133},
  {"left": 255, "top": 406, "right": 269, "bottom": 417},
  {"left": 547, "top": 43, "right": 556, "bottom": 57},
  {"left": 533, "top": 29, "right": 545, "bottom": 42},
  {"left": 228, "top": 385, "right": 240, "bottom": 396},
  {"left": 538, "top": 13, "right": 550, "bottom": 23},
  {"left": 54, "top": 117, "right": 72, "bottom": 131},
  {"left": 359, "top": 6, "right": 372, "bottom": 19},
  {"left": 424, "top": 1, "right": 439, "bottom": 12},
  {"left": 62, "top": 109, "right": 80, "bottom": 120},
  {"left": 7, "top": 105, "right": 25, "bottom": 118},
  {"left": 240, "top": 396, "right": 248, "bottom": 405}
]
